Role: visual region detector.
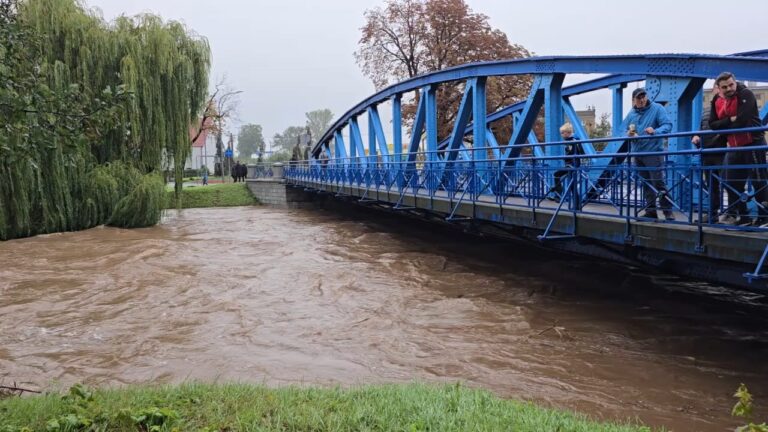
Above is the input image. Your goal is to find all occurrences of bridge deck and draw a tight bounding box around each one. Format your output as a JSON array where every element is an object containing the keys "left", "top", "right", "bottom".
[{"left": 292, "top": 178, "right": 768, "bottom": 269}]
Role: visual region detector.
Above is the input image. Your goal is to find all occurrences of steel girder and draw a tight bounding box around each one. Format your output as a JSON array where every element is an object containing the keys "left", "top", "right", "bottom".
[
  {"left": 309, "top": 52, "right": 768, "bottom": 210},
  {"left": 313, "top": 52, "right": 768, "bottom": 159}
]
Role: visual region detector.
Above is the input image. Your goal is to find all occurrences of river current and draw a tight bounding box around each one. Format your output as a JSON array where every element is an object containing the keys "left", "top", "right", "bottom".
[{"left": 2, "top": 205, "right": 768, "bottom": 431}]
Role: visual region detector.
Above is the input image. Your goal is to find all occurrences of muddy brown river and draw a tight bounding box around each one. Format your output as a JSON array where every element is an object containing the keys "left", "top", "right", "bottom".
[{"left": 2, "top": 205, "right": 768, "bottom": 431}]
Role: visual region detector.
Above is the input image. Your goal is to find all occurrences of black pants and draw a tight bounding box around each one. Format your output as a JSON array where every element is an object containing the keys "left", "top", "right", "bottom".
[
  {"left": 723, "top": 139, "right": 768, "bottom": 217},
  {"left": 702, "top": 154, "right": 724, "bottom": 218},
  {"left": 553, "top": 167, "right": 572, "bottom": 197},
  {"left": 635, "top": 154, "right": 673, "bottom": 212}
]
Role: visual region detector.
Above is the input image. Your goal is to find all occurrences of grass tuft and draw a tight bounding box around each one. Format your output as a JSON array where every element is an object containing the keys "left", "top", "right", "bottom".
[
  {"left": 0, "top": 382, "right": 655, "bottom": 431},
  {"left": 165, "top": 183, "right": 258, "bottom": 209}
]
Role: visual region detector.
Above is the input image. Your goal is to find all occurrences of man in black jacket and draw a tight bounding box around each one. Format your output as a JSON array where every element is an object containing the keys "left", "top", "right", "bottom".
[
  {"left": 709, "top": 72, "right": 768, "bottom": 226},
  {"left": 692, "top": 87, "right": 727, "bottom": 223}
]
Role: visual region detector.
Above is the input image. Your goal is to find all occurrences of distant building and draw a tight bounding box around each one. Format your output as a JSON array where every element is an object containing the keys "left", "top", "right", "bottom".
[
  {"left": 574, "top": 106, "right": 596, "bottom": 134},
  {"left": 186, "top": 118, "right": 217, "bottom": 172},
  {"left": 529, "top": 106, "right": 597, "bottom": 141}
]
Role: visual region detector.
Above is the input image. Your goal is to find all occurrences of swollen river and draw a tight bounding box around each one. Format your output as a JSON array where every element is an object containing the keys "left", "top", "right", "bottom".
[{"left": 2, "top": 205, "right": 768, "bottom": 431}]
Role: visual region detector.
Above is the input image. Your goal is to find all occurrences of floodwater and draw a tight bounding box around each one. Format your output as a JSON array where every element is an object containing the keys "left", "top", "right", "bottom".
[{"left": 2, "top": 205, "right": 768, "bottom": 431}]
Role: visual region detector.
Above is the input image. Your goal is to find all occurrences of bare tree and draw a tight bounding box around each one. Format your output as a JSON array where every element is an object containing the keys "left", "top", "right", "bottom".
[
  {"left": 190, "top": 77, "right": 242, "bottom": 148},
  {"left": 355, "top": 0, "right": 427, "bottom": 89}
]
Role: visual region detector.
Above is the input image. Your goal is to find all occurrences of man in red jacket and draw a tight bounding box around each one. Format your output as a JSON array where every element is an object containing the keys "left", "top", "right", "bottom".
[{"left": 709, "top": 72, "right": 768, "bottom": 226}]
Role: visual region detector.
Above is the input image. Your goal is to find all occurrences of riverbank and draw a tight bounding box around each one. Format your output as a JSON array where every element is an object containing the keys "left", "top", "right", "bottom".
[
  {"left": 164, "top": 183, "right": 258, "bottom": 209},
  {"left": 0, "top": 382, "right": 653, "bottom": 431}
]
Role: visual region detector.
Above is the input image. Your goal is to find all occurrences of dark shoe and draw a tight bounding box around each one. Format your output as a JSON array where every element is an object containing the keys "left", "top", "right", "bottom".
[
  {"left": 663, "top": 211, "right": 676, "bottom": 221},
  {"left": 752, "top": 216, "right": 768, "bottom": 227},
  {"left": 736, "top": 216, "right": 752, "bottom": 227},
  {"left": 639, "top": 210, "right": 658, "bottom": 219}
]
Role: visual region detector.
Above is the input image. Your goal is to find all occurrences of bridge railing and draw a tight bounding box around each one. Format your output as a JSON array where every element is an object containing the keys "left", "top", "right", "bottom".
[
  {"left": 246, "top": 163, "right": 275, "bottom": 179},
  {"left": 285, "top": 125, "right": 768, "bottom": 232}
]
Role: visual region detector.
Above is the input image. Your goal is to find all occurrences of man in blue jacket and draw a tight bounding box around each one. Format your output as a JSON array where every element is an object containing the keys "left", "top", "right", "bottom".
[{"left": 620, "top": 87, "right": 675, "bottom": 220}]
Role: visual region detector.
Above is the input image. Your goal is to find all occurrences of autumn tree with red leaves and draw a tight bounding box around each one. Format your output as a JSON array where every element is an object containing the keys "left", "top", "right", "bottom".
[{"left": 355, "top": 0, "right": 532, "bottom": 143}]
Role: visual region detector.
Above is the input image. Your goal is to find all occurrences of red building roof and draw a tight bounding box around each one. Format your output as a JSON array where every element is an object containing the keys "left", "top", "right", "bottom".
[{"left": 190, "top": 117, "right": 214, "bottom": 148}]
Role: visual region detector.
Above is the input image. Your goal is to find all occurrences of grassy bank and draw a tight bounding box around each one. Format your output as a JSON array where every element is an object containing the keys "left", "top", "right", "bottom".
[
  {"left": 165, "top": 183, "right": 258, "bottom": 209},
  {"left": 0, "top": 383, "right": 653, "bottom": 431}
]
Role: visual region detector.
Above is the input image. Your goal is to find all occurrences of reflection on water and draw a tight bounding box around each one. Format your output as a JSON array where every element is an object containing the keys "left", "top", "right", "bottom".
[{"left": 1, "top": 205, "right": 768, "bottom": 431}]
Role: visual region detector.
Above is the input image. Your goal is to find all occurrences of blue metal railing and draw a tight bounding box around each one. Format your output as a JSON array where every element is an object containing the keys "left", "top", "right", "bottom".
[{"left": 285, "top": 125, "right": 768, "bottom": 233}]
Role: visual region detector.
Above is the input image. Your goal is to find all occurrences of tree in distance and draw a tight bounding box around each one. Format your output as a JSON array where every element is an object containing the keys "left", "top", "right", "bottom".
[
  {"left": 305, "top": 108, "right": 334, "bottom": 143},
  {"left": 271, "top": 126, "right": 306, "bottom": 152},
  {"left": 271, "top": 108, "right": 335, "bottom": 152},
  {"left": 238, "top": 124, "right": 265, "bottom": 161},
  {"left": 589, "top": 112, "right": 612, "bottom": 151},
  {"left": 356, "top": 0, "right": 532, "bottom": 143}
]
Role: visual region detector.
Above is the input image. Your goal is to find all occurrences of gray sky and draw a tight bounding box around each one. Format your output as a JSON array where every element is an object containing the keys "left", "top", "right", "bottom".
[{"left": 85, "top": 0, "right": 768, "bottom": 144}]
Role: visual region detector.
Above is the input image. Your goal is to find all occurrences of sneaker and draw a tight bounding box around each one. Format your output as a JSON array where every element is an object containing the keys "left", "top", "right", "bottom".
[
  {"left": 736, "top": 217, "right": 753, "bottom": 227},
  {"left": 663, "top": 211, "right": 676, "bottom": 221},
  {"left": 719, "top": 214, "right": 738, "bottom": 225},
  {"left": 639, "top": 210, "right": 658, "bottom": 219}
]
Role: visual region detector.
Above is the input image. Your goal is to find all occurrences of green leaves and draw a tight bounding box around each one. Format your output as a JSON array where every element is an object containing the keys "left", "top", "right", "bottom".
[
  {"left": 45, "top": 414, "right": 92, "bottom": 432},
  {"left": 66, "top": 384, "right": 94, "bottom": 403},
  {"left": 35, "top": 385, "right": 180, "bottom": 432},
  {"left": 129, "top": 407, "right": 179, "bottom": 430},
  {"left": 732, "top": 383, "right": 768, "bottom": 432}
]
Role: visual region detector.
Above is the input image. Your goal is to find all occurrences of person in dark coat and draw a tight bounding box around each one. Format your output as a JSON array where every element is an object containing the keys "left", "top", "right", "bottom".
[
  {"left": 709, "top": 72, "right": 768, "bottom": 226},
  {"left": 290, "top": 137, "right": 301, "bottom": 166},
  {"left": 238, "top": 162, "right": 248, "bottom": 181},
  {"left": 550, "top": 123, "right": 582, "bottom": 200},
  {"left": 691, "top": 87, "right": 727, "bottom": 223}
]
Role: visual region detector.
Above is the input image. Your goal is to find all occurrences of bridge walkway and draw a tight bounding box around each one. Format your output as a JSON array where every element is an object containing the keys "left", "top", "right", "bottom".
[{"left": 291, "top": 177, "right": 768, "bottom": 282}]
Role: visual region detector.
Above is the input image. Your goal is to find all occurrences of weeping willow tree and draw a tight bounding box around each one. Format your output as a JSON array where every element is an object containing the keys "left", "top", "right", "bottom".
[{"left": 0, "top": 0, "right": 211, "bottom": 240}]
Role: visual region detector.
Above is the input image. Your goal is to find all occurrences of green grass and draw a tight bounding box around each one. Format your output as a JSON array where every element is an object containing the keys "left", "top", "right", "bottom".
[
  {"left": 164, "top": 183, "right": 258, "bottom": 209},
  {"left": 0, "top": 382, "right": 655, "bottom": 431}
]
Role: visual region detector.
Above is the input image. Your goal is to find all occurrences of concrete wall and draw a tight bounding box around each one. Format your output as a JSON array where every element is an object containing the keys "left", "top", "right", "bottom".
[{"left": 246, "top": 179, "right": 316, "bottom": 209}]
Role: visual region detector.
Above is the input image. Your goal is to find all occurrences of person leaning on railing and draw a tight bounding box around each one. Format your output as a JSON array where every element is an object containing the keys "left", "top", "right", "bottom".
[
  {"left": 709, "top": 71, "right": 768, "bottom": 227},
  {"left": 620, "top": 87, "right": 675, "bottom": 221},
  {"left": 548, "top": 122, "right": 582, "bottom": 200},
  {"left": 691, "top": 86, "right": 727, "bottom": 223}
]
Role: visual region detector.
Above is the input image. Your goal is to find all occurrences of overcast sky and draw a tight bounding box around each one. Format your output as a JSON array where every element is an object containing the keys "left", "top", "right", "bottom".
[{"left": 84, "top": 0, "right": 768, "bottom": 143}]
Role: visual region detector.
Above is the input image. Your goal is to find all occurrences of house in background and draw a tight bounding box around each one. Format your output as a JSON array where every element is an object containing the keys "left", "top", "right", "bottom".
[{"left": 186, "top": 117, "right": 217, "bottom": 173}]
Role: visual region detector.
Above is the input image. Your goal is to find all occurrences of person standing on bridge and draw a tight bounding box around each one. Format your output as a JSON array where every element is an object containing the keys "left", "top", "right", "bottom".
[
  {"left": 691, "top": 86, "right": 727, "bottom": 223},
  {"left": 549, "top": 123, "right": 582, "bottom": 201},
  {"left": 621, "top": 87, "right": 675, "bottom": 221},
  {"left": 290, "top": 136, "right": 302, "bottom": 166},
  {"left": 708, "top": 72, "right": 768, "bottom": 226}
]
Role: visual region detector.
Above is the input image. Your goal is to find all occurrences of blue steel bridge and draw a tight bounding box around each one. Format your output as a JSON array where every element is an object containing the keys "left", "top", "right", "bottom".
[{"left": 274, "top": 52, "right": 768, "bottom": 289}]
